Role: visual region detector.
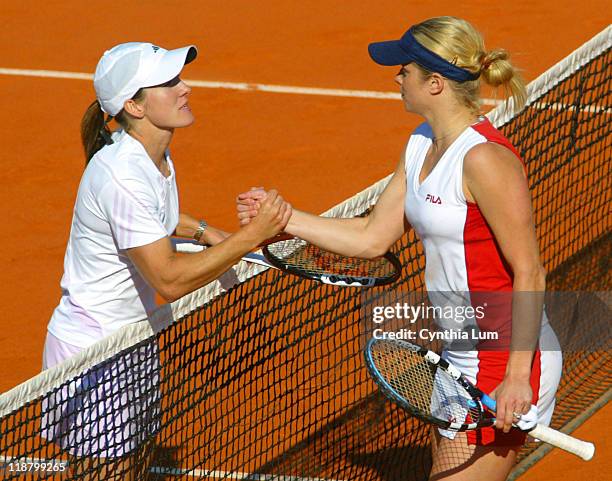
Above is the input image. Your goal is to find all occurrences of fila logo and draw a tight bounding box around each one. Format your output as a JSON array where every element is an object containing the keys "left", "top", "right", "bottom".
[
  {"left": 152, "top": 45, "right": 160, "bottom": 53},
  {"left": 425, "top": 194, "right": 442, "bottom": 205}
]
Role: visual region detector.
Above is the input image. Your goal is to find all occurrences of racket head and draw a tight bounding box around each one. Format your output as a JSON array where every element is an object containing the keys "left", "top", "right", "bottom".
[
  {"left": 262, "top": 237, "right": 402, "bottom": 287},
  {"left": 364, "top": 337, "right": 493, "bottom": 431}
]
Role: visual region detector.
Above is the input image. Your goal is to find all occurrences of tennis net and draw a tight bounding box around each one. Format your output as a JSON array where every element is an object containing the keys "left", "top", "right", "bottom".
[{"left": 0, "top": 25, "right": 610, "bottom": 481}]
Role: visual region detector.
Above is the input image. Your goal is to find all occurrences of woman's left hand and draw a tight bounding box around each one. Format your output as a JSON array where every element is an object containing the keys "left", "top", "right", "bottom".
[
  {"left": 489, "top": 375, "right": 533, "bottom": 433},
  {"left": 236, "top": 187, "right": 267, "bottom": 226}
]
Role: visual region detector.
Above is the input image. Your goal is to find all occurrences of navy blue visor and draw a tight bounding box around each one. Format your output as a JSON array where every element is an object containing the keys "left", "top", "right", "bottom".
[{"left": 368, "top": 28, "right": 479, "bottom": 82}]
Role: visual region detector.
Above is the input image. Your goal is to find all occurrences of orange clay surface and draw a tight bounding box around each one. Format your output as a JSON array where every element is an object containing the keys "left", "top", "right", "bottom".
[{"left": 0, "top": 1, "right": 609, "bottom": 479}]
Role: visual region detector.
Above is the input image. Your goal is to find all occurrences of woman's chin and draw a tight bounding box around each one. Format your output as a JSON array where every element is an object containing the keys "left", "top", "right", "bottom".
[{"left": 175, "top": 113, "right": 195, "bottom": 128}]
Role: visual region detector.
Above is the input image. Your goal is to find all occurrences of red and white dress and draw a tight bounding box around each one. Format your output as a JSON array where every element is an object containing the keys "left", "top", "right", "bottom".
[{"left": 403, "top": 118, "right": 562, "bottom": 445}]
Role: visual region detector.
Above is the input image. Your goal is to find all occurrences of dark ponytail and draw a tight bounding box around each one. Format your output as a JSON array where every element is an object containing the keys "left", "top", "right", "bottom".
[{"left": 81, "top": 100, "right": 112, "bottom": 164}]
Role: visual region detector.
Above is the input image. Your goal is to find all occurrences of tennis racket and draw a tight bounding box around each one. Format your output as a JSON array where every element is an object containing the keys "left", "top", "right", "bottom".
[
  {"left": 364, "top": 337, "right": 595, "bottom": 460},
  {"left": 261, "top": 235, "right": 402, "bottom": 287}
]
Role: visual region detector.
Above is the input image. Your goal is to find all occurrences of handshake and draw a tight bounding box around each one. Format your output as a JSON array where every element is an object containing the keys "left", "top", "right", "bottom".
[{"left": 235, "top": 187, "right": 292, "bottom": 242}]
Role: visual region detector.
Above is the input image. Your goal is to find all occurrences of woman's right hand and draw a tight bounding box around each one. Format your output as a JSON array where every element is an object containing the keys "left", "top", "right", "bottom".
[
  {"left": 236, "top": 187, "right": 267, "bottom": 226},
  {"left": 243, "top": 189, "right": 291, "bottom": 243}
]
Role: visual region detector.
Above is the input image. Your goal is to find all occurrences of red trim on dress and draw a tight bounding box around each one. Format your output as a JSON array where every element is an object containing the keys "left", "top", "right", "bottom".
[{"left": 463, "top": 119, "right": 542, "bottom": 446}]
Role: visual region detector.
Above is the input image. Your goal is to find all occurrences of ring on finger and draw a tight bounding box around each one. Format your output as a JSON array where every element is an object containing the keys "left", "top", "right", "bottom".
[{"left": 512, "top": 411, "right": 522, "bottom": 420}]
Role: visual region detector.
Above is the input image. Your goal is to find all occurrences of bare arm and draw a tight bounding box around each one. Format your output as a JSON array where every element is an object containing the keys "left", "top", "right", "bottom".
[
  {"left": 128, "top": 191, "right": 291, "bottom": 302},
  {"left": 464, "top": 142, "right": 546, "bottom": 432},
  {"left": 237, "top": 154, "right": 409, "bottom": 258},
  {"left": 174, "top": 213, "right": 230, "bottom": 246}
]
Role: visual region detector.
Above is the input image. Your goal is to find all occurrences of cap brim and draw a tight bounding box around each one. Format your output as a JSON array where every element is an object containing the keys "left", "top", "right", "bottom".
[
  {"left": 143, "top": 45, "right": 198, "bottom": 87},
  {"left": 184, "top": 45, "right": 197, "bottom": 65},
  {"left": 368, "top": 40, "right": 413, "bottom": 66}
]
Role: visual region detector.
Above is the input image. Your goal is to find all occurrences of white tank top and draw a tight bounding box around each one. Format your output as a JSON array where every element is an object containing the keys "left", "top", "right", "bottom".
[
  {"left": 403, "top": 120, "right": 561, "bottom": 424},
  {"left": 404, "top": 118, "right": 519, "bottom": 294}
]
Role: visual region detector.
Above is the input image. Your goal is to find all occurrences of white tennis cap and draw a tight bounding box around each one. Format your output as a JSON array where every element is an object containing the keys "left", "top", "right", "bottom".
[{"left": 93, "top": 42, "right": 198, "bottom": 116}]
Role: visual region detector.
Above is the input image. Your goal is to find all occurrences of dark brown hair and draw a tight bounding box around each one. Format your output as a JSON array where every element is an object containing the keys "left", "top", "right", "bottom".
[
  {"left": 80, "top": 89, "right": 146, "bottom": 164},
  {"left": 80, "top": 100, "right": 108, "bottom": 163}
]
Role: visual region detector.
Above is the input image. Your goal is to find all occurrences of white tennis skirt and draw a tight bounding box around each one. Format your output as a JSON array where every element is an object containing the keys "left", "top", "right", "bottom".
[{"left": 40, "top": 332, "right": 161, "bottom": 458}]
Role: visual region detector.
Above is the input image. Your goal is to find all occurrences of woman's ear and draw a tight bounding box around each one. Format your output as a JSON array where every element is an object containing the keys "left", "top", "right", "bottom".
[
  {"left": 428, "top": 73, "right": 445, "bottom": 96},
  {"left": 123, "top": 97, "right": 146, "bottom": 119}
]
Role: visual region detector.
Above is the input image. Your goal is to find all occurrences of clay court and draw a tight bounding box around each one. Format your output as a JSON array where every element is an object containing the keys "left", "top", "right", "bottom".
[{"left": 0, "top": 1, "right": 609, "bottom": 479}]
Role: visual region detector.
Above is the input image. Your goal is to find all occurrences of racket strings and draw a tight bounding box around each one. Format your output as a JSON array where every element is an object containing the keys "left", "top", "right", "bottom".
[
  {"left": 370, "top": 342, "right": 437, "bottom": 414},
  {"left": 431, "top": 367, "right": 483, "bottom": 426},
  {"left": 266, "top": 238, "right": 395, "bottom": 278},
  {"left": 370, "top": 341, "right": 483, "bottom": 426}
]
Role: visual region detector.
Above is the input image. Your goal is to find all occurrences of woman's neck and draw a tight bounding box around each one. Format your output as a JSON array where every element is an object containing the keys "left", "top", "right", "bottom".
[
  {"left": 424, "top": 108, "right": 479, "bottom": 151},
  {"left": 127, "top": 125, "right": 174, "bottom": 173}
]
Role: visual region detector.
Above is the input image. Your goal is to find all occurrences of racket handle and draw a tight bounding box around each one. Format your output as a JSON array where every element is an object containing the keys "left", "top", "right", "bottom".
[
  {"left": 529, "top": 424, "right": 595, "bottom": 461},
  {"left": 480, "top": 393, "right": 594, "bottom": 460},
  {"left": 480, "top": 393, "right": 497, "bottom": 411}
]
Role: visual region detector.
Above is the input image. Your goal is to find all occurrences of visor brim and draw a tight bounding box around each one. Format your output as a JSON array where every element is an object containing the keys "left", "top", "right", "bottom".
[{"left": 368, "top": 40, "right": 413, "bottom": 66}]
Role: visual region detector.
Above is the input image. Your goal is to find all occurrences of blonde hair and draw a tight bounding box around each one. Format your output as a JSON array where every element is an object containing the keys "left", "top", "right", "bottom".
[{"left": 411, "top": 16, "right": 527, "bottom": 113}]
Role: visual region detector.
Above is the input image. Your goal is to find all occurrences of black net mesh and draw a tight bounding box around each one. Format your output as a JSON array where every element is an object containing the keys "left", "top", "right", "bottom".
[{"left": 0, "top": 37, "right": 609, "bottom": 481}]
